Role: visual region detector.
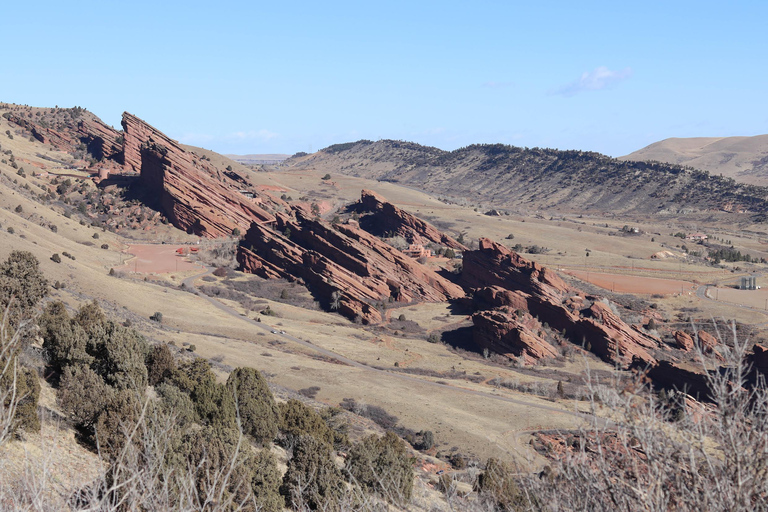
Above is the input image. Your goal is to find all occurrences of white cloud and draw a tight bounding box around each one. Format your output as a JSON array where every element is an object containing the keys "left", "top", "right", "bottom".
[{"left": 552, "top": 66, "right": 633, "bottom": 97}]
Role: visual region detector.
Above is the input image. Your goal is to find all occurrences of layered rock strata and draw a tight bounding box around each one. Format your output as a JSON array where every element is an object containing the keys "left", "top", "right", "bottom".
[
  {"left": 353, "top": 190, "right": 467, "bottom": 250},
  {"left": 461, "top": 238, "right": 660, "bottom": 367},
  {"left": 121, "top": 113, "right": 277, "bottom": 238},
  {"left": 237, "top": 209, "right": 465, "bottom": 324},
  {"left": 6, "top": 112, "right": 123, "bottom": 164}
]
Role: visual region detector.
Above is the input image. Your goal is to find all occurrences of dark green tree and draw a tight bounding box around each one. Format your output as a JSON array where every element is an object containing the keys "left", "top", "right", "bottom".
[
  {"left": 146, "top": 344, "right": 176, "bottom": 386},
  {"left": 278, "top": 399, "right": 334, "bottom": 448},
  {"left": 95, "top": 389, "right": 141, "bottom": 460},
  {"left": 40, "top": 301, "right": 92, "bottom": 372},
  {"left": 0, "top": 250, "right": 48, "bottom": 327},
  {"left": 248, "top": 448, "right": 283, "bottom": 512},
  {"left": 226, "top": 367, "right": 279, "bottom": 445},
  {"left": 345, "top": 431, "right": 413, "bottom": 504},
  {"left": 172, "top": 359, "right": 236, "bottom": 429},
  {"left": 58, "top": 364, "right": 113, "bottom": 428},
  {"left": 281, "top": 435, "right": 345, "bottom": 511}
]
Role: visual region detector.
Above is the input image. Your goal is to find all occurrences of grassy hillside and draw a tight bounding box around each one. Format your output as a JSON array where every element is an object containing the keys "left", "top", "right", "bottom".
[{"left": 621, "top": 134, "right": 768, "bottom": 186}]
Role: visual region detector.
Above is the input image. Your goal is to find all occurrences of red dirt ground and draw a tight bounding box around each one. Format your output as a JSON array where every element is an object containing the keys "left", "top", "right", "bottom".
[
  {"left": 117, "top": 244, "right": 202, "bottom": 274},
  {"left": 563, "top": 270, "right": 696, "bottom": 296}
]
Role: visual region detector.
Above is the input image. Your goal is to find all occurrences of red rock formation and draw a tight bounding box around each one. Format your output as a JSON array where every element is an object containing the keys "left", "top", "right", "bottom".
[
  {"left": 472, "top": 307, "right": 559, "bottom": 363},
  {"left": 461, "top": 238, "right": 660, "bottom": 368},
  {"left": 353, "top": 190, "right": 467, "bottom": 250},
  {"left": 121, "top": 113, "right": 278, "bottom": 238},
  {"left": 473, "top": 285, "right": 529, "bottom": 311},
  {"left": 674, "top": 330, "right": 694, "bottom": 351},
  {"left": 462, "top": 238, "right": 568, "bottom": 301},
  {"left": 697, "top": 331, "right": 718, "bottom": 352},
  {"left": 673, "top": 329, "right": 722, "bottom": 359},
  {"left": 5, "top": 112, "right": 123, "bottom": 164},
  {"left": 237, "top": 210, "right": 465, "bottom": 324}
]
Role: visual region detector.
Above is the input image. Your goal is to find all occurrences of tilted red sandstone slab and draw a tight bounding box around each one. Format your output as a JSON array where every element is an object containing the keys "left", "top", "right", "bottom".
[
  {"left": 121, "top": 112, "right": 276, "bottom": 238},
  {"left": 461, "top": 238, "right": 660, "bottom": 367},
  {"left": 6, "top": 112, "right": 123, "bottom": 164},
  {"left": 237, "top": 209, "right": 464, "bottom": 324},
  {"left": 354, "top": 190, "right": 467, "bottom": 250},
  {"left": 472, "top": 307, "right": 560, "bottom": 363}
]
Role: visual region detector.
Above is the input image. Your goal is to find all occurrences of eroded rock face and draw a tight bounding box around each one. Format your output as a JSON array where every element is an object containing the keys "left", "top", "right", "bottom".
[
  {"left": 461, "top": 238, "right": 660, "bottom": 368},
  {"left": 237, "top": 210, "right": 465, "bottom": 324},
  {"left": 472, "top": 307, "right": 559, "bottom": 363},
  {"left": 353, "top": 190, "right": 467, "bottom": 250},
  {"left": 121, "top": 113, "right": 277, "bottom": 238},
  {"left": 6, "top": 112, "right": 123, "bottom": 165},
  {"left": 462, "top": 239, "right": 568, "bottom": 300}
]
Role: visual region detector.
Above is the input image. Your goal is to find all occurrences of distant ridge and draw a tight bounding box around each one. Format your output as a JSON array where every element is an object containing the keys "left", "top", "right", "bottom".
[
  {"left": 621, "top": 135, "right": 768, "bottom": 186},
  {"left": 226, "top": 153, "right": 290, "bottom": 164},
  {"left": 286, "top": 139, "right": 768, "bottom": 219}
]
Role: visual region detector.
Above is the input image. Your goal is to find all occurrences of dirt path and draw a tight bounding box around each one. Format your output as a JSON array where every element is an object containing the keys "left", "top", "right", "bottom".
[
  {"left": 563, "top": 269, "right": 696, "bottom": 295},
  {"left": 118, "top": 244, "right": 202, "bottom": 274}
]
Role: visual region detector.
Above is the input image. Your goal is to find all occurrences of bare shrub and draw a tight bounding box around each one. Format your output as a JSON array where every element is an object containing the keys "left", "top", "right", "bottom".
[
  {"left": 514, "top": 321, "right": 768, "bottom": 511},
  {"left": 298, "top": 385, "right": 321, "bottom": 399},
  {"left": 196, "top": 238, "right": 237, "bottom": 268},
  {"left": 340, "top": 398, "right": 398, "bottom": 430}
]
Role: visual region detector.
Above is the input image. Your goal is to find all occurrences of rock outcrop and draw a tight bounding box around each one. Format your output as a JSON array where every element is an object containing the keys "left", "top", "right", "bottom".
[
  {"left": 462, "top": 239, "right": 568, "bottom": 300},
  {"left": 121, "top": 113, "right": 278, "bottom": 238},
  {"left": 460, "top": 238, "right": 660, "bottom": 367},
  {"left": 674, "top": 330, "right": 694, "bottom": 351},
  {"left": 5, "top": 111, "right": 123, "bottom": 164},
  {"left": 237, "top": 209, "right": 465, "bottom": 324},
  {"left": 472, "top": 307, "right": 559, "bottom": 363},
  {"left": 352, "top": 190, "right": 467, "bottom": 250}
]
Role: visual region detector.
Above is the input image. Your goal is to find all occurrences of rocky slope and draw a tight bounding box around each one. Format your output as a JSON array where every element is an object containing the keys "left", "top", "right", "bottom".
[
  {"left": 461, "top": 238, "right": 661, "bottom": 367},
  {"left": 237, "top": 206, "right": 465, "bottom": 324},
  {"left": 122, "top": 113, "right": 281, "bottom": 238},
  {"left": 621, "top": 135, "right": 768, "bottom": 187},
  {"left": 1, "top": 105, "right": 124, "bottom": 167},
  {"left": 286, "top": 140, "right": 768, "bottom": 218}
]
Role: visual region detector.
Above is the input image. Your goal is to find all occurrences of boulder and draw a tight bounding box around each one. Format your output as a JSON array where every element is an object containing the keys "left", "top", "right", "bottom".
[{"left": 674, "top": 330, "right": 694, "bottom": 351}]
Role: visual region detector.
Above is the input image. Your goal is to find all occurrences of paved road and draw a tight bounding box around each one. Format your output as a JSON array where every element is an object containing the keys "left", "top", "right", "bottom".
[
  {"left": 182, "top": 268, "right": 593, "bottom": 422},
  {"left": 696, "top": 282, "right": 768, "bottom": 327}
]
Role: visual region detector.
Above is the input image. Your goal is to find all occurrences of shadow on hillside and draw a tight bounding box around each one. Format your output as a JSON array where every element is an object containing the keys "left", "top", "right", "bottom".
[{"left": 439, "top": 326, "right": 481, "bottom": 355}]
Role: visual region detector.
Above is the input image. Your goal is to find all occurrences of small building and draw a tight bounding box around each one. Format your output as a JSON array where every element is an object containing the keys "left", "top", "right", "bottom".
[
  {"left": 403, "top": 244, "right": 432, "bottom": 259},
  {"left": 686, "top": 233, "right": 708, "bottom": 242}
]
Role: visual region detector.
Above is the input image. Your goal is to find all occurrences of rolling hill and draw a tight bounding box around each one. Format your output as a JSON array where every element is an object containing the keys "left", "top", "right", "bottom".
[{"left": 621, "top": 135, "right": 768, "bottom": 186}]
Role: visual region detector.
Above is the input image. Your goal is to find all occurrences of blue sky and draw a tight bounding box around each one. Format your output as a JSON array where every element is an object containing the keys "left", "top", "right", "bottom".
[{"left": 3, "top": 1, "right": 766, "bottom": 156}]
